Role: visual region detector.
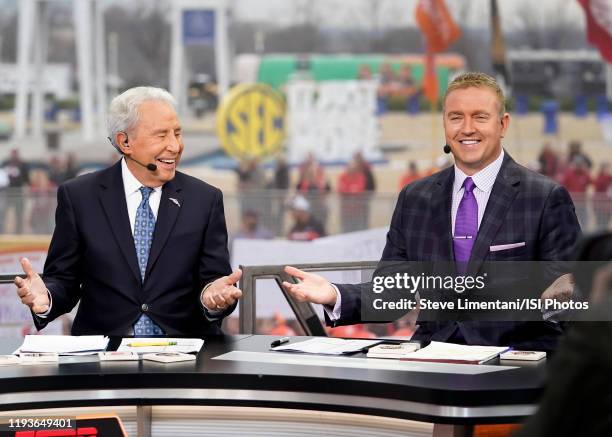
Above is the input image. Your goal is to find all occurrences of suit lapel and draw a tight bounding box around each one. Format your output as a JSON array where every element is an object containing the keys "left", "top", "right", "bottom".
[
  {"left": 145, "top": 177, "right": 183, "bottom": 280},
  {"left": 98, "top": 161, "right": 142, "bottom": 284},
  {"left": 430, "top": 168, "right": 455, "bottom": 261},
  {"left": 468, "top": 154, "right": 520, "bottom": 274}
]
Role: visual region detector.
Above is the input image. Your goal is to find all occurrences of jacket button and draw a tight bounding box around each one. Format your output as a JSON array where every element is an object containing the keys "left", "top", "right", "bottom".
[{"left": 141, "top": 303, "right": 149, "bottom": 312}]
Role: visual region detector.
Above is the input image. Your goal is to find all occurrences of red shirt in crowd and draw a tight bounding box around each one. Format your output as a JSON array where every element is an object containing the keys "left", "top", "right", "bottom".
[
  {"left": 561, "top": 167, "right": 591, "bottom": 193},
  {"left": 594, "top": 171, "right": 612, "bottom": 194},
  {"left": 338, "top": 171, "right": 366, "bottom": 194}
]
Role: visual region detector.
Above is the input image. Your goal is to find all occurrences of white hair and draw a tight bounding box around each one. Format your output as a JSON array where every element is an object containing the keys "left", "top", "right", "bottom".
[{"left": 107, "top": 86, "right": 177, "bottom": 147}]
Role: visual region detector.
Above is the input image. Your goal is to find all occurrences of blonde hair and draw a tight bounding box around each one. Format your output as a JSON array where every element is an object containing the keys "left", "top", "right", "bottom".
[{"left": 444, "top": 72, "right": 506, "bottom": 116}]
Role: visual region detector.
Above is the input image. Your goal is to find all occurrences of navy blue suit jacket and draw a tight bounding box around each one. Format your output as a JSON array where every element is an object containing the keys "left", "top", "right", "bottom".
[
  {"left": 34, "top": 160, "right": 233, "bottom": 336},
  {"left": 332, "top": 153, "right": 581, "bottom": 350}
]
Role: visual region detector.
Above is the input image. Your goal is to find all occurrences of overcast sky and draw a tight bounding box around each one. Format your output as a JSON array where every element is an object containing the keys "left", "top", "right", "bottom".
[
  {"left": 0, "top": 0, "right": 586, "bottom": 31},
  {"left": 230, "top": 0, "right": 586, "bottom": 30}
]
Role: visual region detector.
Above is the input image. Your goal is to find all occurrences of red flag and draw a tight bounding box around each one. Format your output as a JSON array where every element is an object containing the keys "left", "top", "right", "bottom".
[
  {"left": 415, "top": 0, "right": 461, "bottom": 53},
  {"left": 415, "top": 0, "right": 461, "bottom": 104},
  {"left": 578, "top": 0, "right": 612, "bottom": 62}
]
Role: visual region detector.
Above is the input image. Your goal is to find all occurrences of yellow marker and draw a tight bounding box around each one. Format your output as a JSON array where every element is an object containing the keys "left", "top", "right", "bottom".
[
  {"left": 216, "top": 83, "right": 286, "bottom": 160},
  {"left": 127, "top": 341, "right": 178, "bottom": 347}
]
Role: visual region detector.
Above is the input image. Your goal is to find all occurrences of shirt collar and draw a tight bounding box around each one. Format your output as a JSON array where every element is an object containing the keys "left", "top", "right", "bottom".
[
  {"left": 121, "top": 158, "right": 162, "bottom": 197},
  {"left": 453, "top": 149, "right": 505, "bottom": 194}
]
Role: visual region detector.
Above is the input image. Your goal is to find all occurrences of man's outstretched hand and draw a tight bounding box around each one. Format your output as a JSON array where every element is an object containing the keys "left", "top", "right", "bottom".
[
  {"left": 202, "top": 269, "right": 243, "bottom": 311},
  {"left": 282, "top": 266, "right": 337, "bottom": 306},
  {"left": 15, "top": 257, "right": 50, "bottom": 314}
]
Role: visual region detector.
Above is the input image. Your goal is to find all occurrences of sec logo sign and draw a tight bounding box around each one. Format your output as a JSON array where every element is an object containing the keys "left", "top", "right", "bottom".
[{"left": 216, "top": 84, "right": 285, "bottom": 159}]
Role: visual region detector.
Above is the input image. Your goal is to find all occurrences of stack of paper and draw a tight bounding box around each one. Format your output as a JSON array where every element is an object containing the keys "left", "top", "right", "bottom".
[
  {"left": 399, "top": 341, "right": 509, "bottom": 365},
  {"left": 271, "top": 338, "right": 381, "bottom": 355},
  {"left": 117, "top": 338, "right": 204, "bottom": 354},
  {"left": 15, "top": 335, "right": 109, "bottom": 356},
  {"left": 366, "top": 342, "right": 421, "bottom": 359}
]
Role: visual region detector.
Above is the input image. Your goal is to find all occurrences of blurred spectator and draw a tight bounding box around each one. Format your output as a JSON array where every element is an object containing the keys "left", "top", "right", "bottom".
[
  {"left": 287, "top": 195, "right": 326, "bottom": 241},
  {"left": 376, "top": 62, "right": 397, "bottom": 101},
  {"left": 28, "top": 169, "right": 56, "bottom": 234},
  {"left": 537, "top": 142, "right": 559, "bottom": 179},
  {"left": 357, "top": 64, "right": 373, "bottom": 80},
  {"left": 561, "top": 158, "right": 592, "bottom": 228},
  {"left": 268, "top": 156, "right": 290, "bottom": 236},
  {"left": 63, "top": 153, "right": 80, "bottom": 181},
  {"left": 1, "top": 149, "right": 30, "bottom": 234},
  {"left": 594, "top": 163, "right": 612, "bottom": 230},
  {"left": 48, "top": 156, "right": 64, "bottom": 186},
  {"left": 272, "top": 155, "right": 290, "bottom": 190},
  {"left": 393, "top": 63, "right": 419, "bottom": 100},
  {"left": 236, "top": 157, "right": 267, "bottom": 216},
  {"left": 354, "top": 152, "right": 376, "bottom": 192},
  {"left": 233, "top": 209, "right": 273, "bottom": 240},
  {"left": 399, "top": 161, "right": 421, "bottom": 190},
  {"left": 296, "top": 154, "right": 330, "bottom": 225},
  {"left": 567, "top": 140, "right": 592, "bottom": 170},
  {"left": 267, "top": 312, "right": 297, "bottom": 336},
  {"left": 338, "top": 159, "right": 368, "bottom": 233}
]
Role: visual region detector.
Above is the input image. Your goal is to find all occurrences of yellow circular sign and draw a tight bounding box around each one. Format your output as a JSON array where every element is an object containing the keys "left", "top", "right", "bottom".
[{"left": 216, "top": 83, "right": 286, "bottom": 160}]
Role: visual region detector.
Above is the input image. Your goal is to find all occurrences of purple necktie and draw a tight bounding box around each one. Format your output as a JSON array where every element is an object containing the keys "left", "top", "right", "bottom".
[{"left": 453, "top": 177, "right": 478, "bottom": 273}]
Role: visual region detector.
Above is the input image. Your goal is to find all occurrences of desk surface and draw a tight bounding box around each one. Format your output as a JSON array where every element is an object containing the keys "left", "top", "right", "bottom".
[{"left": 0, "top": 335, "right": 547, "bottom": 425}]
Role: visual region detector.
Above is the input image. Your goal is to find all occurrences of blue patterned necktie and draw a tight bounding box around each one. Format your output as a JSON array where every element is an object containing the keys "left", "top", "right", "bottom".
[
  {"left": 453, "top": 177, "right": 478, "bottom": 274},
  {"left": 133, "top": 186, "right": 164, "bottom": 336}
]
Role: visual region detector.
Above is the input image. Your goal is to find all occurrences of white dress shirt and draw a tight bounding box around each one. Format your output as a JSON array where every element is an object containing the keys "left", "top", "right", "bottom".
[
  {"left": 326, "top": 150, "right": 506, "bottom": 320},
  {"left": 121, "top": 158, "right": 163, "bottom": 228}
]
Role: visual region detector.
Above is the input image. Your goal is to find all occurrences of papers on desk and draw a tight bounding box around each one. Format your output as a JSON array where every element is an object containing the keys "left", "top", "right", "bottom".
[
  {"left": 117, "top": 338, "right": 204, "bottom": 354},
  {"left": 399, "top": 341, "right": 509, "bottom": 365},
  {"left": 14, "top": 335, "right": 109, "bottom": 356},
  {"left": 271, "top": 338, "right": 381, "bottom": 355}
]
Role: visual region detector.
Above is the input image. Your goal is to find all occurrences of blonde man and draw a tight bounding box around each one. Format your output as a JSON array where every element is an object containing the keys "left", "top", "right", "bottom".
[{"left": 284, "top": 72, "right": 581, "bottom": 351}]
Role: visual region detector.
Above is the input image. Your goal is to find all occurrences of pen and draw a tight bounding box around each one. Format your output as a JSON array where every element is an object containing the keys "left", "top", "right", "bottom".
[
  {"left": 127, "top": 341, "right": 178, "bottom": 347},
  {"left": 270, "top": 337, "right": 290, "bottom": 347}
]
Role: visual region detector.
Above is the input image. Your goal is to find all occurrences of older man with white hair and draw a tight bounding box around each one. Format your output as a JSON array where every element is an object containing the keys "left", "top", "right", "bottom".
[{"left": 15, "top": 86, "right": 242, "bottom": 336}]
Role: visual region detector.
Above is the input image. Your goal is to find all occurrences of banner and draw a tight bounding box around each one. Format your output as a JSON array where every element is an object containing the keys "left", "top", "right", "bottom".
[{"left": 578, "top": 0, "right": 612, "bottom": 62}]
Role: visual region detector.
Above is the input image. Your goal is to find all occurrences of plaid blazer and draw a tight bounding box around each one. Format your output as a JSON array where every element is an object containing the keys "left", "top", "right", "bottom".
[{"left": 334, "top": 152, "right": 581, "bottom": 350}]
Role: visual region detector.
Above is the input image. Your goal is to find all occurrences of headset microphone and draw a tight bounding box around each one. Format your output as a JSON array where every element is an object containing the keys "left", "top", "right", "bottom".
[
  {"left": 127, "top": 155, "right": 158, "bottom": 172},
  {"left": 443, "top": 144, "right": 451, "bottom": 154},
  {"left": 107, "top": 136, "right": 158, "bottom": 172}
]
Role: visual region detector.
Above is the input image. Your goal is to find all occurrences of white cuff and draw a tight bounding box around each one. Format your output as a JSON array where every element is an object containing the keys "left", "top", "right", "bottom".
[
  {"left": 34, "top": 289, "right": 53, "bottom": 319},
  {"left": 323, "top": 284, "right": 342, "bottom": 321}
]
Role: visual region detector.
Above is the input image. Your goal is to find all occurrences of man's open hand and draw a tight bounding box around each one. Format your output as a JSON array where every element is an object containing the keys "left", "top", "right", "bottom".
[
  {"left": 202, "top": 269, "right": 243, "bottom": 311},
  {"left": 282, "top": 266, "right": 337, "bottom": 306},
  {"left": 15, "top": 257, "right": 50, "bottom": 314}
]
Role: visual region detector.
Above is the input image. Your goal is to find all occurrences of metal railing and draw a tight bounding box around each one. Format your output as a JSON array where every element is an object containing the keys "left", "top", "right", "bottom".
[
  {"left": 1, "top": 188, "right": 610, "bottom": 237},
  {"left": 238, "top": 261, "right": 378, "bottom": 335}
]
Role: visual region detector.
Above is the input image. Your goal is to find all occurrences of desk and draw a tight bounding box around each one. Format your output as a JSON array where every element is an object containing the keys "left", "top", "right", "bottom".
[{"left": 0, "top": 335, "right": 545, "bottom": 437}]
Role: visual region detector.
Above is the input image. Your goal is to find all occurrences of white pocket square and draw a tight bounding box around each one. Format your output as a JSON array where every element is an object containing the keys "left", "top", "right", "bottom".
[{"left": 490, "top": 242, "right": 526, "bottom": 252}]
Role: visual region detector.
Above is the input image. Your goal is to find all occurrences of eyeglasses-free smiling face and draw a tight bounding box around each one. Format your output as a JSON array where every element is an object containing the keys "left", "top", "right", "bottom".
[
  {"left": 443, "top": 86, "right": 509, "bottom": 175},
  {"left": 122, "top": 100, "right": 184, "bottom": 187}
]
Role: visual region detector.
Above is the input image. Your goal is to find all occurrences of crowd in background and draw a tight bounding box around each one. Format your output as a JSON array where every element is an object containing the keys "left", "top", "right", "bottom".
[
  {"left": 358, "top": 62, "right": 422, "bottom": 113},
  {"left": 537, "top": 140, "right": 611, "bottom": 230},
  {"left": 234, "top": 151, "right": 379, "bottom": 242},
  {"left": 0, "top": 149, "right": 79, "bottom": 234}
]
